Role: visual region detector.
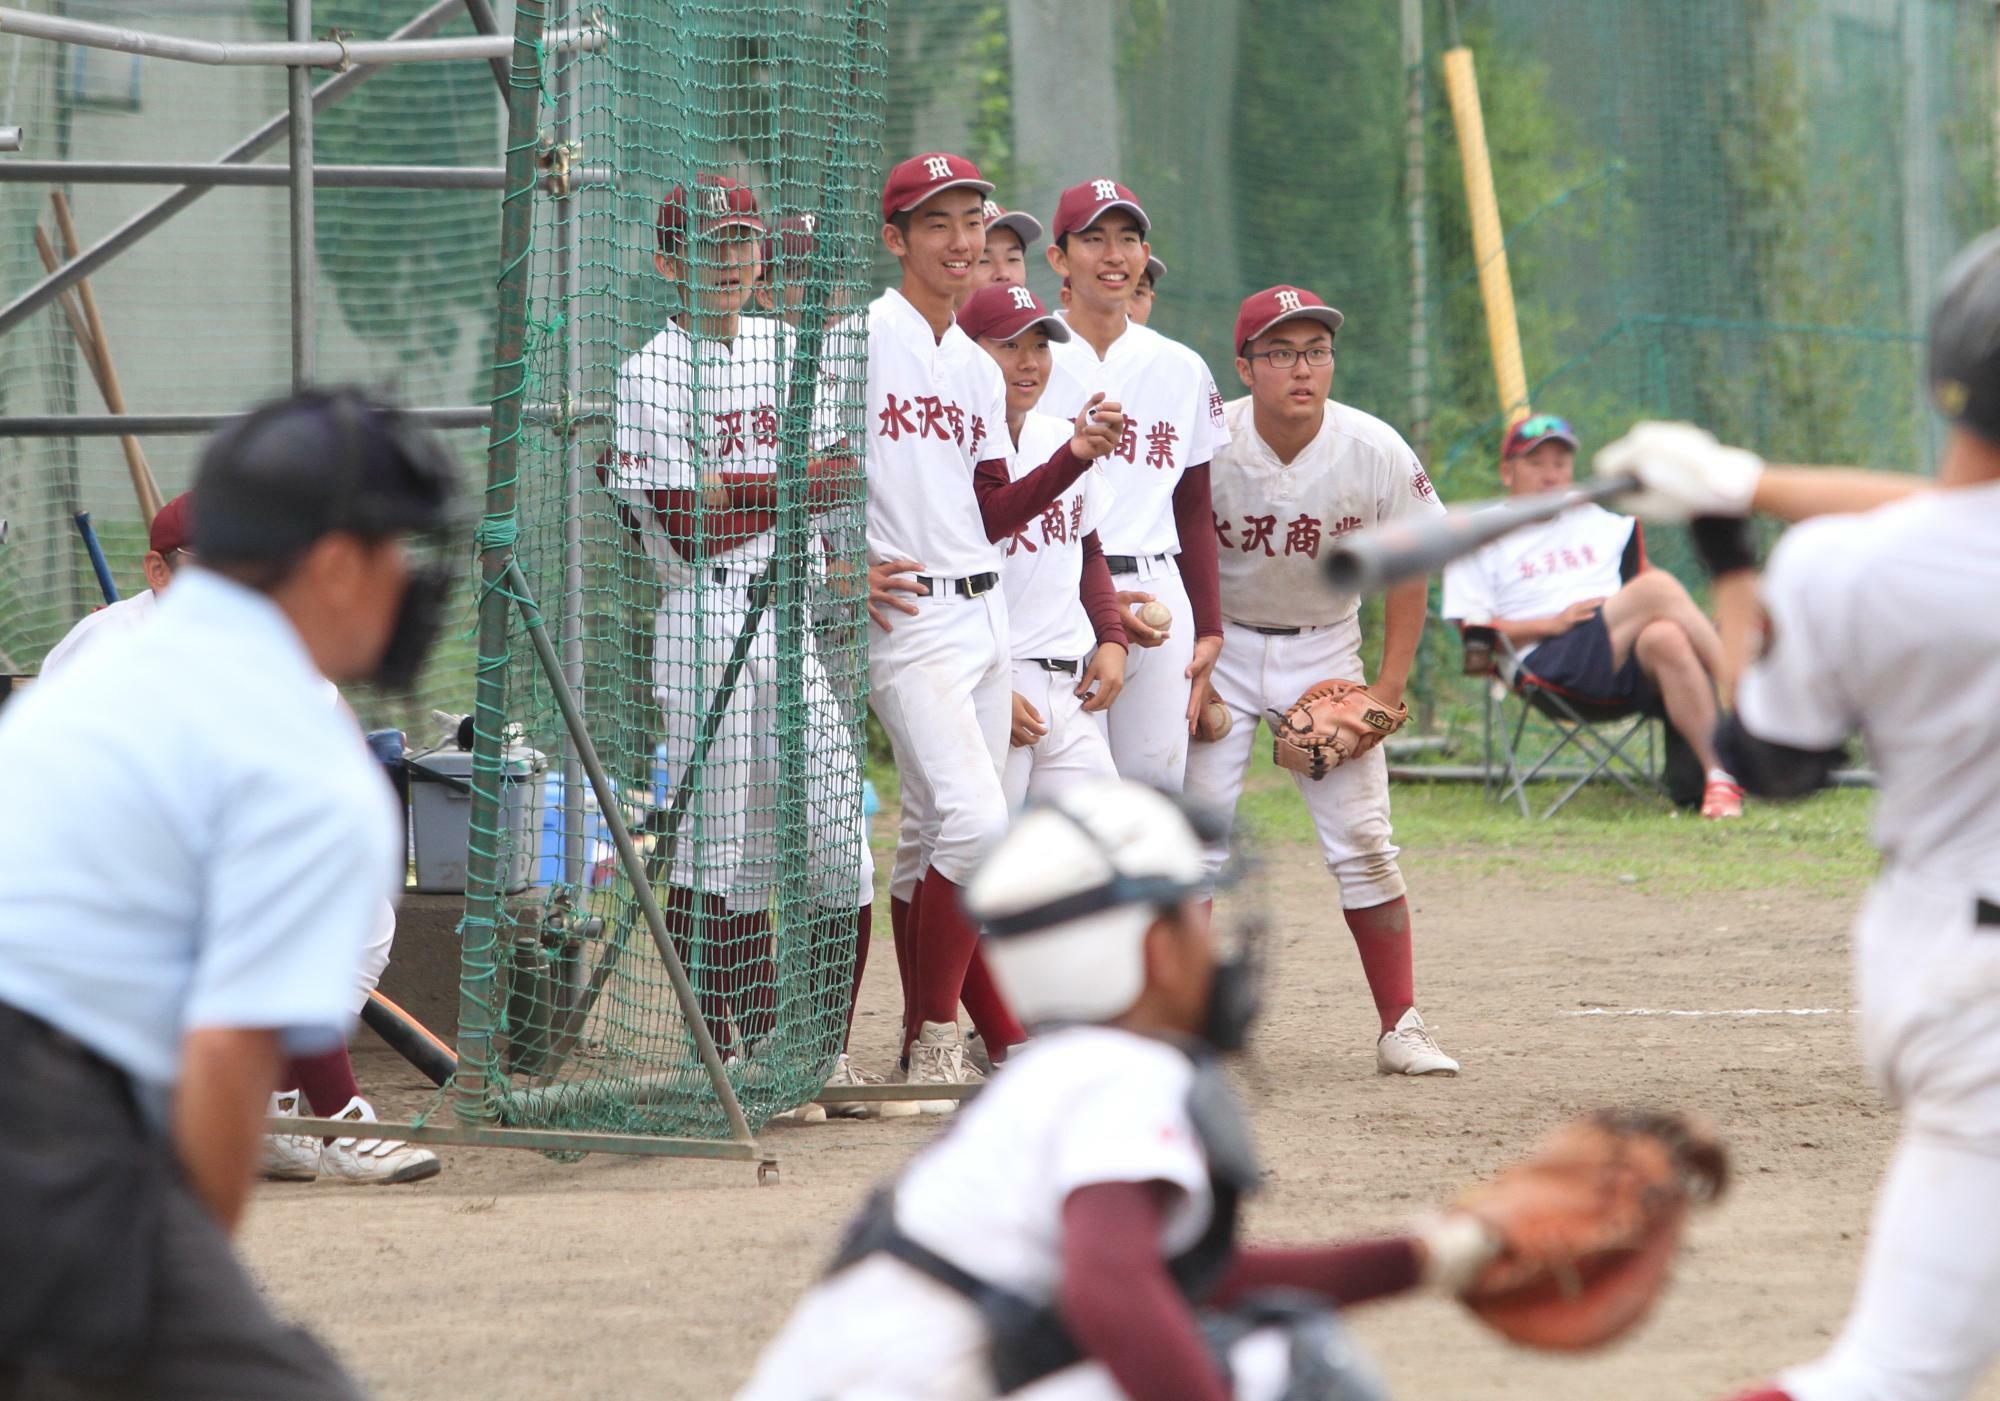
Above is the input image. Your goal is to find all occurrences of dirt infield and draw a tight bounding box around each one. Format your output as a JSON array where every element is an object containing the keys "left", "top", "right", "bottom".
[{"left": 241, "top": 813, "right": 1997, "bottom": 1401}]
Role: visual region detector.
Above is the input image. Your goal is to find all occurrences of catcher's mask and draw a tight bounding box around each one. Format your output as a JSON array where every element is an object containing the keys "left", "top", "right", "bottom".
[{"left": 964, "top": 779, "right": 1264, "bottom": 1050}]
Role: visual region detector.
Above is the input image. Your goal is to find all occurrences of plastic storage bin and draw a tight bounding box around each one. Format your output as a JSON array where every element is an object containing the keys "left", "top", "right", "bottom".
[{"left": 407, "top": 745, "right": 546, "bottom": 894}]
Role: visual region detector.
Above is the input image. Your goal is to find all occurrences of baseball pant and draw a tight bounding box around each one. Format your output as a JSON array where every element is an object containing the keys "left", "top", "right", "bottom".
[
  {"left": 1104, "top": 555, "right": 1194, "bottom": 792},
  {"left": 868, "top": 587, "right": 1011, "bottom": 886},
  {"left": 1777, "top": 874, "right": 2000, "bottom": 1401},
  {"left": 890, "top": 786, "right": 931, "bottom": 904},
  {"left": 1182, "top": 616, "right": 1405, "bottom": 908},
  {"left": 345, "top": 900, "right": 397, "bottom": 1016},
  {"left": 1002, "top": 658, "right": 1119, "bottom": 809}
]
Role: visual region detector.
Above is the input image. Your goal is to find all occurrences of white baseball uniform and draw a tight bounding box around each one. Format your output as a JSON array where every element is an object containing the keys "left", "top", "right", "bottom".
[
  {"left": 38, "top": 588, "right": 157, "bottom": 679},
  {"left": 999, "top": 409, "right": 1119, "bottom": 809},
  {"left": 1733, "top": 484, "right": 2000, "bottom": 1401},
  {"left": 1183, "top": 396, "right": 1445, "bottom": 907},
  {"left": 1439, "top": 504, "right": 1638, "bottom": 661},
  {"left": 738, "top": 1026, "right": 1300, "bottom": 1401},
  {"left": 611, "top": 314, "right": 873, "bottom": 913},
  {"left": 864, "top": 289, "right": 1013, "bottom": 886},
  {"left": 1043, "top": 318, "right": 1230, "bottom": 791}
]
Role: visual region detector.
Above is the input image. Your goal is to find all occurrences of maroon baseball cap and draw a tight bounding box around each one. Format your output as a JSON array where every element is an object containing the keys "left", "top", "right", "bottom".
[
  {"left": 149, "top": 491, "right": 194, "bottom": 555},
  {"left": 1233, "top": 284, "right": 1345, "bottom": 355},
  {"left": 881, "top": 152, "right": 992, "bottom": 223},
  {"left": 656, "top": 175, "right": 765, "bottom": 253},
  {"left": 1051, "top": 178, "right": 1150, "bottom": 242},
  {"left": 1501, "top": 413, "right": 1581, "bottom": 460},
  {"left": 1143, "top": 255, "right": 1167, "bottom": 287},
  {"left": 981, "top": 199, "right": 1044, "bottom": 247},
  {"left": 956, "top": 282, "right": 1072, "bottom": 344},
  {"left": 775, "top": 213, "right": 819, "bottom": 262}
]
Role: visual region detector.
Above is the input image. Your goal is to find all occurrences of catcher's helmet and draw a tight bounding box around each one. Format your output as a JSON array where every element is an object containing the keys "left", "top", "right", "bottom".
[{"left": 1930, "top": 228, "right": 2000, "bottom": 444}]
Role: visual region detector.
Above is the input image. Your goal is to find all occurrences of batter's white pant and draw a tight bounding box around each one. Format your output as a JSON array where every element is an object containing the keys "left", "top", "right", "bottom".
[
  {"left": 1103, "top": 554, "right": 1194, "bottom": 792},
  {"left": 1182, "top": 616, "right": 1405, "bottom": 909},
  {"left": 346, "top": 901, "right": 397, "bottom": 1017},
  {"left": 1002, "top": 657, "right": 1119, "bottom": 810},
  {"left": 868, "top": 586, "right": 1011, "bottom": 886},
  {"left": 1779, "top": 873, "right": 2000, "bottom": 1401}
]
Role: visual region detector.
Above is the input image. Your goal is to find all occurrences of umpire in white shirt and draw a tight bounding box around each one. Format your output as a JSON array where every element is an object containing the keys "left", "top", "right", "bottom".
[{"left": 0, "top": 388, "right": 458, "bottom": 1398}]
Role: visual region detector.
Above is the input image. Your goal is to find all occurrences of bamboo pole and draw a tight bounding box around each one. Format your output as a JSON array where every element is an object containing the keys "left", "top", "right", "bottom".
[{"left": 1442, "top": 44, "right": 1530, "bottom": 428}]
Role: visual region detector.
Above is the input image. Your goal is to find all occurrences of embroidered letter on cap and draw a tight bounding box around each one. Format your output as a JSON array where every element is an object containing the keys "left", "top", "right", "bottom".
[
  {"left": 1008, "top": 286, "right": 1035, "bottom": 310},
  {"left": 1275, "top": 289, "right": 1302, "bottom": 313},
  {"left": 983, "top": 199, "right": 1001, "bottom": 220},
  {"left": 1091, "top": 178, "right": 1118, "bottom": 201},
  {"left": 924, "top": 155, "right": 953, "bottom": 181},
  {"left": 701, "top": 184, "right": 730, "bottom": 214}
]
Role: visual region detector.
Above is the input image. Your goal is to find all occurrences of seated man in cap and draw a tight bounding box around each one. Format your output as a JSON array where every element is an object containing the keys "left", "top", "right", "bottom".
[{"left": 1440, "top": 414, "right": 1745, "bottom": 819}]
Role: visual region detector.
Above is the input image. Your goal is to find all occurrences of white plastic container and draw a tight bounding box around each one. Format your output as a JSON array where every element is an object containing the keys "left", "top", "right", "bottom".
[{"left": 407, "top": 745, "right": 546, "bottom": 894}]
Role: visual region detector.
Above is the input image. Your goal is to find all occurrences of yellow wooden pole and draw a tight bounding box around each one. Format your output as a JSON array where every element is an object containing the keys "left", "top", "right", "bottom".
[{"left": 1443, "top": 44, "right": 1530, "bottom": 427}]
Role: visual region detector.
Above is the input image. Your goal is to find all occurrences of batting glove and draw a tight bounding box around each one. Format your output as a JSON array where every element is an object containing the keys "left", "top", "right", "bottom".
[{"left": 1598, "top": 420, "right": 1764, "bottom": 522}]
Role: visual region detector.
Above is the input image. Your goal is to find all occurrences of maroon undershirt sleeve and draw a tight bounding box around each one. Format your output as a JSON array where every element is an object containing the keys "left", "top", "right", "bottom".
[
  {"left": 1059, "top": 1181, "right": 1232, "bottom": 1401},
  {"left": 706, "top": 454, "right": 857, "bottom": 513},
  {"left": 1079, "top": 532, "right": 1127, "bottom": 648},
  {"left": 645, "top": 487, "right": 779, "bottom": 561},
  {"left": 1172, "top": 462, "right": 1223, "bottom": 639},
  {"left": 1209, "top": 1237, "right": 1425, "bottom": 1312},
  {"left": 974, "top": 443, "right": 1091, "bottom": 543}
]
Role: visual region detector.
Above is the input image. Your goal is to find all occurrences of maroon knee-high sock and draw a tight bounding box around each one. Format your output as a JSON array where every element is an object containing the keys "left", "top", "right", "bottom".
[
  {"left": 959, "top": 944, "right": 1025, "bottom": 1058},
  {"left": 288, "top": 1045, "right": 362, "bottom": 1116},
  {"left": 843, "top": 903, "right": 872, "bottom": 1051},
  {"left": 668, "top": 886, "right": 735, "bottom": 1057},
  {"left": 725, "top": 910, "right": 776, "bottom": 1046},
  {"left": 1343, "top": 896, "right": 1416, "bottom": 1035},
  {"left": 898, "top": 881, "right": 926, "bottom": 1053},
  {"left": 1722, "top": 1391, "right": 1794, "bottom": 1401},
  {"left": 912, "top": 872, "right": 980, "bottom": 1041}
]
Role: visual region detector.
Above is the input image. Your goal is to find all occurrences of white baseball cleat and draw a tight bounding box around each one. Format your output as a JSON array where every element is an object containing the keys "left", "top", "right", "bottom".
[
  {"left": 902, "top": 1020, "right": 983, "bottom": 1114},
  {"left": 318, "top": 1097, "right": 443, "bottom": 1184},
  {"left": 260, "top": 1089, "right": 320, "bottom": 1182},
  {"left": 822, "top": 1052, "right": 919, "bottom": 1119},
  {"left": 1376, "top": 1009, "right": 1460, "bottom": 1077},
  {"left": 769, "top": 1101, "right": 829, "bottom": 1125}
]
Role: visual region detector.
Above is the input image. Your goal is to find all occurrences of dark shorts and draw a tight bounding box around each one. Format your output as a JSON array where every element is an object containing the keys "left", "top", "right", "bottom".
[{"left": 1517, "top": 609, "right": 1659, "bottom": 712}]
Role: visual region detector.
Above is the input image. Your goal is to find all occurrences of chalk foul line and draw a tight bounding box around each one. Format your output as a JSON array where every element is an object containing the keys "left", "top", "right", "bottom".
[{"left": 1562, "top": 1007, "right": 1852, "bottom": 1018}]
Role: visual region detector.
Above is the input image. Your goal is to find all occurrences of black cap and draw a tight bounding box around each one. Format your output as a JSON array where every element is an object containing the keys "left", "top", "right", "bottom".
[
  {"left": 1930, "top": 228, "right": 2000, "bottom": 445},
  {"left": 192, "top": 388, "right": 460, "bottom": 562}
]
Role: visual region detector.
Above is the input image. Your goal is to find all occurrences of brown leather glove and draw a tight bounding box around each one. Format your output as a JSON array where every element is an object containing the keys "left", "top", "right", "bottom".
[{"left": 1268, "top": 678, "right": 1407, "bottom": 779}]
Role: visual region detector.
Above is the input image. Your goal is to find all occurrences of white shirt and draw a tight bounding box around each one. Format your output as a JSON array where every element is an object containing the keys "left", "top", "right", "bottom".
[
  {"left": 37, "top": 588, "right": 157, "bottom": 680},
  {"left": 1042, "top": 318, "right": 1230, "bottom": 558},
  {"left": 1440, "top": 503, "right": 1639, "bottom": 654},
  {"left": 863, "top": 289, "right": 1010, "bottom": 578},
  {"left": 739, "top": 1027, "right": 1214, "bottom": 1401},
  {"left": 1739, "top": 483, "right": 2000, "bottom": 885},
  {"left": 0, "top": 569, "right": 400, "bottom": 1116},
  {"left": 1212, "top": 396, "right": 1445, "bottom": 628},
  {"left": 1000, "top": 410, "right": 1116, "bottom": 661}
]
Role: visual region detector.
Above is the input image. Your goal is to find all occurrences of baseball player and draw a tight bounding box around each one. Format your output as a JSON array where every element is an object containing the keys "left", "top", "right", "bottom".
[
  {"left": 956, "top": 282, "right": 1126, "bottom": 808},
  {"left": 0, "top": 388, "right": 456, "bottom": 1397},
  {"left": 606, "top": 174, "right": 874, "bottom": 1120},
  {"left": 1441, "top": 414, "right": 1747, "bottom": 820},
  {"left": 972, "top": 199, "right": 1042, "bottom": 292},
  {"left": 39, "top": 491, "right": 195, "bottom": 678},
  {"left": 1184, "top": 285, "right": 1457, "bottom": 1077},
  {"left": 1041, "top": 177, "right": 1230, "bottom": 791},
  {"left": 863, "top": 152, "right": 1129, "bottom": 1096},
  {"left": 1128, "top": 255, "right": 1165, "bottom": 327},
  {"left": 1598, "top": 229, "right": 2000, "bottom": 1401},
  {"left": 737, "top": 779, "right": 1514, "bottom": 1401}
]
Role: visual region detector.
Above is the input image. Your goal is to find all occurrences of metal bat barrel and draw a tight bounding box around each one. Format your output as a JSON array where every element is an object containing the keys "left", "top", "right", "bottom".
[{"left": 1322, "top": 475, "right": 1637, "bottom": 596}]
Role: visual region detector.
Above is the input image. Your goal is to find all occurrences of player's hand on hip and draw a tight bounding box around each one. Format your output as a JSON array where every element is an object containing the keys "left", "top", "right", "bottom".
[
  {"left": 1115, "top": 590, "right": 1165, "bottom": 648},
  {"left": 1009, "top": 692, "right": 1048, "bottom": 748},
  {"left": 699, "top": 473, "right": 733, "bottom": 512},
  {"left": 1183, "top": 635, "right": 1224, "bottom": 734},
  {"left": 1599, "top": 421, "right": 1764, "bottom": 523},
  {"left": 1076, "top": 642, "right": 1127, "bottom": 713},
  {"left": 868, "top": 557, "right": 926, "bottom": 632},
  {"left": 1069, "top": 393, "right": 1126, "bottom": 461}
]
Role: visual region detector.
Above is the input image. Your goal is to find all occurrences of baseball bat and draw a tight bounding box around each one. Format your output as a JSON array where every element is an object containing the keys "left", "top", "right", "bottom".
[
  {"left": 1322, "top": 475, "right": 1639, "bottom": 597},
  {"left": 361, "top": 989, "right": 458, "bottom": 1087},
  {"left": 73, "top": 511, "right": 119, "bottom": 604}
]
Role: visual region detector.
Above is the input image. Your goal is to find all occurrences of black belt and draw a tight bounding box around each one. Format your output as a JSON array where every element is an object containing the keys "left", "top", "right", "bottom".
[
  {"left": 1104, "top": 553, "right": 1170, "bottom": 574},
  {"left": 1030, "top": 657, "right": 1079, "bottom": 675},
  {"left": 1978, "top": 898, "right": 2000, "bottom": 928},
  {"left": 1237, "top": 622, "right": 1302, "bottom": 636},
  {"left": 916, "top": 571, "right": 998, "bottom": 598}
]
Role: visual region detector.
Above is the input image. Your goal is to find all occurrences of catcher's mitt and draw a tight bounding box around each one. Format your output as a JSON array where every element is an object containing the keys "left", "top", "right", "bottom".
[
  {"left": 1453, "top": 1109, "right": 1729, "bottom": 1352},
  {"left": 1269, "top": 678, "right": 1407, "bottom": 779}
]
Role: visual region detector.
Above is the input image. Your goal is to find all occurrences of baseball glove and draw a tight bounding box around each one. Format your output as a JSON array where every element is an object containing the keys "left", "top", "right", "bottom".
[
  {"left": 1453, "top": 1109, "right": 1729, "bottom": 1352},
  {"left": 1268, "top": 678, "right": 1407, "bottom": 779}
]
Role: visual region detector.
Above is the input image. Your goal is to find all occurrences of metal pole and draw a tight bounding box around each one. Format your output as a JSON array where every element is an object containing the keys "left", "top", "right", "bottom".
[
  {"left": 0, "top": 403, "right": 609, "bottom": 435},
  {"left": 0, "top": 10, "right": 604, "bottom": 67},
  {"left": 456, "top": 0, "right": 550, "bottom": 1125},
  {"left": 287, "top": 0, "right": 315, "bottom": 391},
  {"left": 1402, "top": 0, "right": 1431, "bottom": 463},
  {"left": 0, "top": 124, "right": 19, "bottom": 151},
  {"left": 555, "top": 55, "right": 586, "bottom": 895},
  {"left": 0, "top": 0, "right": 471, "bottom": 342},
  {"left": 0, "top": 160, "right": 613, "bottom": 189},
  {"left": 459, "top": 0, "right": 511, "bottom": 94}
]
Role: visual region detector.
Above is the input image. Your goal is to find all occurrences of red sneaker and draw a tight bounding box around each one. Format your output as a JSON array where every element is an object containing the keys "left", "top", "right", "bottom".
[{"left": 1701, "top": 779, "right": 1745, "bottom": 819}]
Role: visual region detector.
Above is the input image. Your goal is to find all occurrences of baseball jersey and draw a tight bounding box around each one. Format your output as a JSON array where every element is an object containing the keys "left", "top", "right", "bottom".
[
  {"left": 37, "top": 588, "right": 156, "bottom": 679},
  {"left": 1441, "top": 503, "right": 1638, "bottom": 650},
  {"left": 737, "top": 1026, "right": 1214, "bottom": 1400},
  {"left": 1042, "top": 319, "right": 1230, "bottom": 558},
  {"left": 999, "top": 410, "right": 1116, "bottom": 661},
  {"left": 862, "top": 289, "right": 1010, "bottom": 578},
  {"left": 1738, "top": 482, "right": 2000, "bottom": 886},
  {"left": 1212, "top": 396, "right": 1445, "bottom": 629}
]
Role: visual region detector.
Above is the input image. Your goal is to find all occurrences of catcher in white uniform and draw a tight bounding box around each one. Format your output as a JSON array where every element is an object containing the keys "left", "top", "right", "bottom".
[
  {"left": 1042, "top": 177, "right": 1231, "bottom": 791},
  {"left": 1184, "top": 285, "right": 1458, "bottom": 1077},
  {"left": 1601, "top": 227, "right": 2000, "bottom": 1401}
]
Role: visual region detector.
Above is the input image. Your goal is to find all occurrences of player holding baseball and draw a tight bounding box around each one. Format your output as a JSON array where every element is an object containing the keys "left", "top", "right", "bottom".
[
  {"left": 864, "top": 152, "right": 1129, "bottom": 1096},
  {"left": 1184, "top": 284, "right": 1458, "bottom": 1077},
  {"left": 956, "top": 281, "right": 1126, "bottom": 807},
  {"left": 1042, "top": 177, "right": 1230, "bottom": 791},
  {"left": 1601, "top": 228, "right": 2000, "bottom": 1401}
]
